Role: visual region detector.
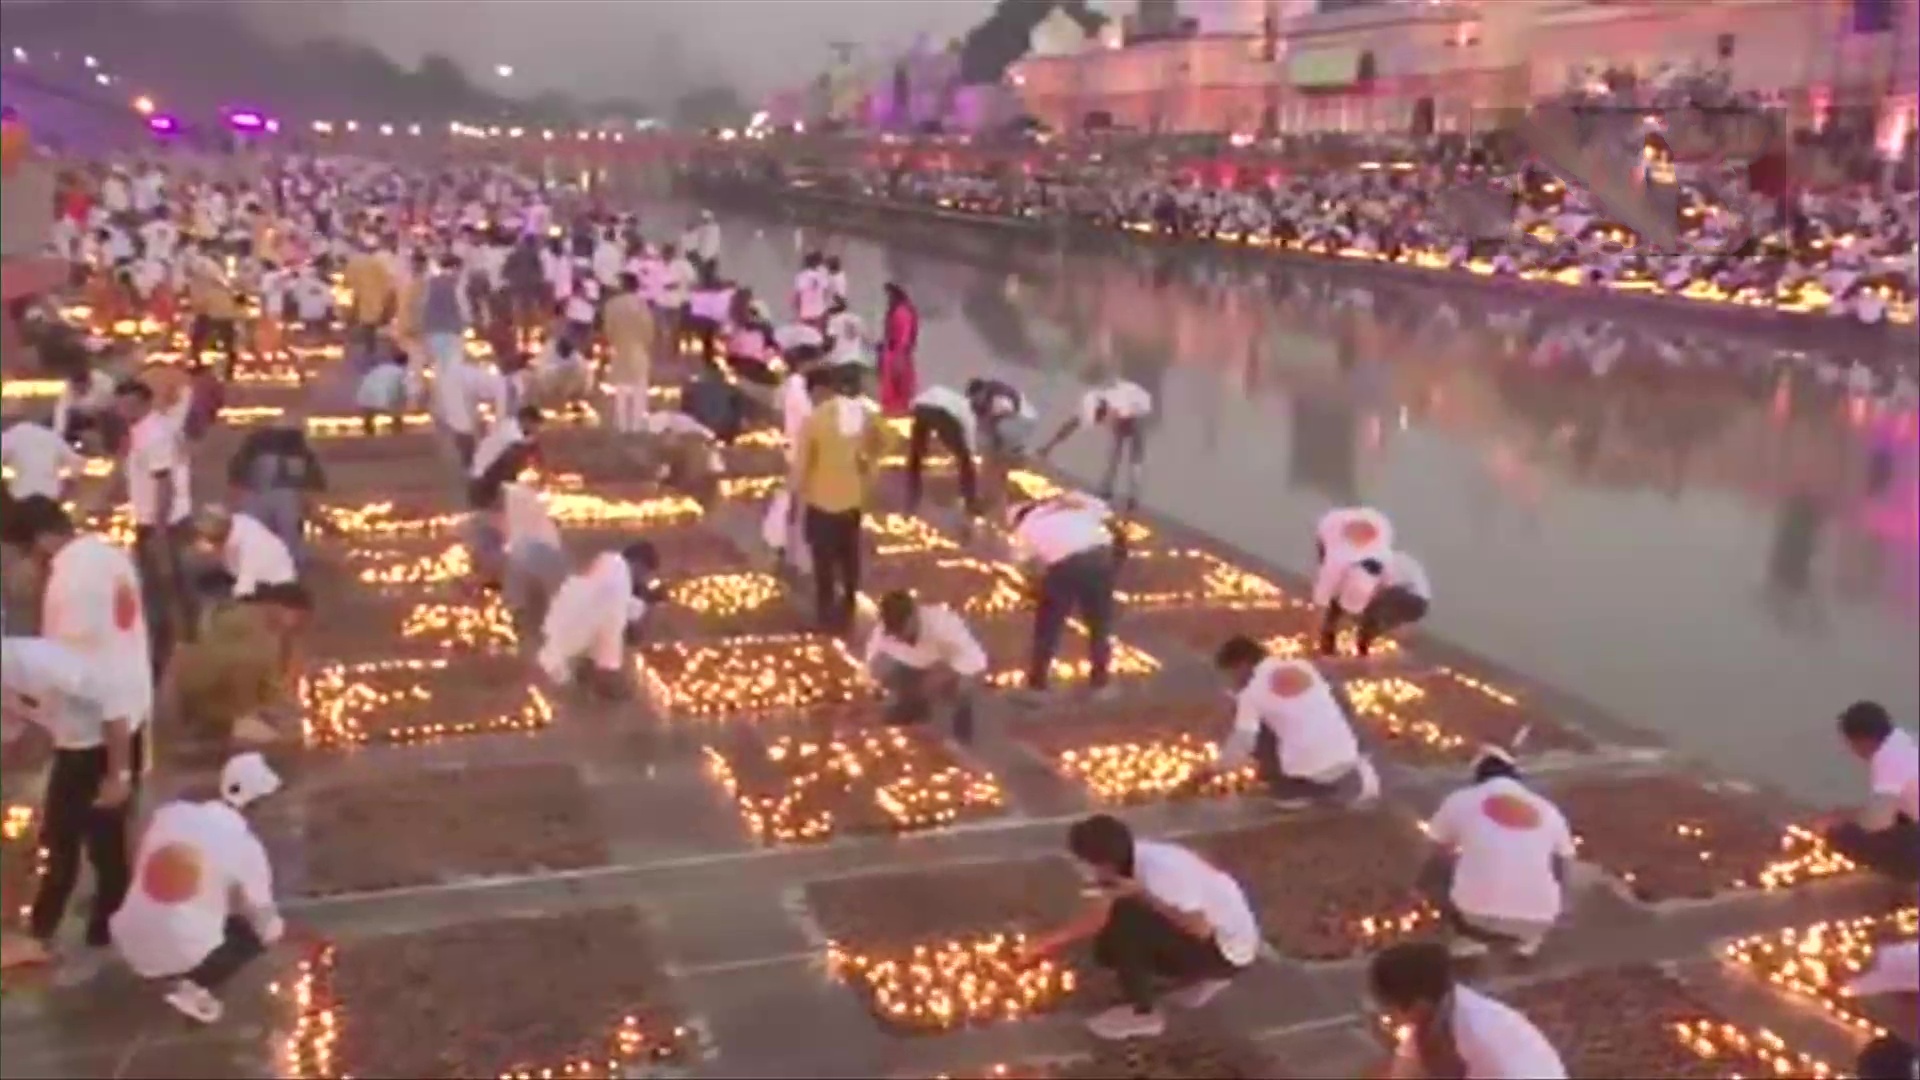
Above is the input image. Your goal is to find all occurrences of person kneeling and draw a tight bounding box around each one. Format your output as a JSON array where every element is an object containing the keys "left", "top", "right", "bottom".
[
  {"left": 536, "top": 543, "right": 662, "bottom": 700},
  {"left": 1022, "top": 815, "right": 1260, "bottom": 1040},
  {"left": 1419, "top": 747, "right": 1575, "bottom": 960},
  {"left": 1822, "top": 701, "right": 1920, "bottom": 884},
  {"left": 110, "top": 753, "right": 287, "bottom": 1026},
  {"left": 163, "top": 582, "right": 312, "bottom": 751},
  {"left": 863, "top": 590, "right": 986, "bottom": 743},
  {"left": 1201, "top": 637, "right": 1380, "bottom": 808}
]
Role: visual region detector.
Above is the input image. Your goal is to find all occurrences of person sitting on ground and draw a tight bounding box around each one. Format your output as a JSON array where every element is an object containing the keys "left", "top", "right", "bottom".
[
  {"left": 353, "top": 350, "right": 411, "bottom": 436},
  {"left": 1020, "top": 814, "right": 1259, "bottom": 1041},
  {"left": 193, "top": 504, "right": 297, "bottom": 602},
  {"left": 1370, "top": 941, "right": 1568, "bottom": 1079},
  {"left": 1192, "top": 636, "right": 1380, "bottom": 808},
  {"left": 161, "top": 581, "right": 311, "bottom": 751},
  {"left": 640, "top": 411, "right": 726, "bottom": 506},
  {"left": 1821, "top": 701, "right": 1920, "bottom": 884},
  {"left": 110, "top": 752, "right": 287, "bottom": 1026},
  {"left": 1419, "top": 746, "right": 1575, "bottom": 960},
  {"left": 863, "top": 590, "right": 987, "bottom": 743},
  {"left": 536, "top": 542, "right": 663, "bottom": 699}
]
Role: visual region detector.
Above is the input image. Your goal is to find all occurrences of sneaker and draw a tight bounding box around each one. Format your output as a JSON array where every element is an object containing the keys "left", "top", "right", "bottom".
[
  {"left": 1085, "top": 1005, "right": 1165, "bottom": 1041},
  {"left": 1350, "top": 756, "right": 1382, "bottom": 807},
  {"left": 163, "top": 980, "right": 224, "bottom": 1025},
  {"left": 1165, "top": 978, "right": 1232, "bottom": 1010},
  {"left": 1510, "top": 934, "right": 1545, "bottom": 960},
  {"left": 1447, "top": 936, "right": 1490, "bottom": 959}
]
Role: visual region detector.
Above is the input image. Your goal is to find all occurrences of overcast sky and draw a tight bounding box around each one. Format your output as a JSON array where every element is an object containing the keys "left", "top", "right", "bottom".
[{"left": 321, "top": 0, "right": 994, "bottom": 105}]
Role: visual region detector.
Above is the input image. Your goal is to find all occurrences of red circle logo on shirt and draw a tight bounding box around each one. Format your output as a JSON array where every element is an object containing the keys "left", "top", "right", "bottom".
[
  {"left": 1481, "top": 793, "right": 1544, "bottom": 830},
  {"left": 113, "top": 578, "right": 141, "bottom": 632},
  {"left": 1268, "top": 664, "right": 1315, "bottom": 699},
  {"left": 139, "top": 843, "right": 203, "bottom": 905},
  {"left": 1340, "top": 519, "right": 1381, "bottom": 548}
]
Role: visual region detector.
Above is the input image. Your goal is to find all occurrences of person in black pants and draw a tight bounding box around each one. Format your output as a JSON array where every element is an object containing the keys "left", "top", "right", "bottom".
[
  {"left": 803, "top": 503, "right": 862, "bottom": 633},
  {"left": 1823, "top": 701, "right": 1920, "bottom": 884},
  {"left": 904, "top": 387, "right": 981, "bottom": 517},
  {"left": 1007, "top": 498, "right": 1119, "bottom": 702},
  {"left": 31, "top": 728, "right": 146, "bottom": 952}
]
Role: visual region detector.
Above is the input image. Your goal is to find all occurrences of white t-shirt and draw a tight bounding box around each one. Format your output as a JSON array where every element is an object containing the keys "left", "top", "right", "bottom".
[
  {"left": 794, "top": 268, "right": 830, "bottom": 321},
  {"left": 863, "top": 604, "right": 988, "bottom": 676},
  {"left": 1312, "top": 507, "right": 1395, "bottom": 610},
  {"left": 2, "top": 421, "right": 83, "bottom": 500},
  {"left": 1010, "top": 496, "right": 1112, "bottom": 566},
  {"left": 1227, "top": 658, "right": 1359, "bottom": 781},
  {"left": 43, "top": 534, "right": 153, "bottom": 726},
  {"left": 110, "top": 800, "right": 279, "bottom": 979},
  {"left": 223, "top": 513, "right": 297, "bottom": 598},
  {"left": 1132, "top": 840, "right": 1260, "bottom": 966},
  {"left": 1391, "top": 986, "right": 1568, "bottom": 1080},
  {"left": 912, "top": 386, "right": 978, "bottom": 451},
  {"left": 125, "top": 413, "right": 192, "bottom": 525},
  {"left": 1426, "top": 777, "right": 1575, "bottom": 925},
  {"left": 0, "top": 636, "right": 105, "bottom": 748},
  {"left": 688, "top": 288, "right": 733, "bottom": 323},
  {"left": 1077, "top": 380, "right": 1154, "bottom": 426},
  {"left": 658, "top": 258, "right": 695, "bottom": 308},
  {"left": 501, "top": 481, "right": 561, "bottom": 552},
  {"left": 1869, "top": 726, "right": 1920, "bottom": 822},
  {"left": 781, "top": 373, "right": 814, "bottom": 451},
  {"left": 470, "top": 418, "right": 527, "bottom": 480}
]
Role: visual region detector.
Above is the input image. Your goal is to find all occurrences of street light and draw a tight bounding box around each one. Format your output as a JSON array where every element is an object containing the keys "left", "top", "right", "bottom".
[
  {"left": 495, "top": 63, "right": 514, "bottom": 79},
  {"left": 132, "top": 95, "right": 156, "bottom": 116}
]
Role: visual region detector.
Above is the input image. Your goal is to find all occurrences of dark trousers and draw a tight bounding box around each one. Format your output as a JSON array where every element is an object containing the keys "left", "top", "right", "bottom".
[
  {"left": 803, "top": 505, "right": 862, "bottom": 631},
  {"left": 182, "top": 916, "right": 266, "bottom": 991},
  {"left": 1096, "top": 417, "right": 1147, "bottom": 503},
  {"left": 1319, "top": 586, "right": 1428, "bottom": 657},
  {"left": 1827, "top": 818, "right": 1920, "bottom": 884},
  {"left": 1094, "top": 896, "right": 1240, "bottom": 1013},
  {"left": 725, "top": 354, "right": 781, "bottom": 388},
  {"left": 875, "top": 658, "right": 976, "bottom": 743},
  {"left": 1028, "top": 548, "right": 1116, "bottom": 690},
  {"left": 187, "top": 315, "right": 239, "bottom": 378},
  {"left": 30, "top": 730, "right": 145, "bottom": 945},
  {"left": 1252, "top": 726, "right": 1360, "bottom": 802},
  {"left": 906, "top": 405, "right": 980, "bottom": 512},
  {"left": 134, "top": 520, "right": 197, "bottom": 674}
]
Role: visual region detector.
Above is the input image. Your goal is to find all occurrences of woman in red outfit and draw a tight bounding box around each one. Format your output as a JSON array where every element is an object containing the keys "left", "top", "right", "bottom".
[{"left": 878, "top": 282, "right": 919, "bottom": 415}]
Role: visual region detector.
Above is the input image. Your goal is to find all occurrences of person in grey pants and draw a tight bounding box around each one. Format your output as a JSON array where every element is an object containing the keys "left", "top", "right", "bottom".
[{"left": 224, "top": 418, "right": 324, "bottom": 570}]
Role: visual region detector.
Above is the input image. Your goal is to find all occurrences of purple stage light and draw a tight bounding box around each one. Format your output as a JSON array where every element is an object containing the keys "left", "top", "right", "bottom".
[
  {"left": 228, "top": 110, "right": 266, "bottom": 131},
  {"left": 148, "top": 114, "right": 178, "bottom": 134}
]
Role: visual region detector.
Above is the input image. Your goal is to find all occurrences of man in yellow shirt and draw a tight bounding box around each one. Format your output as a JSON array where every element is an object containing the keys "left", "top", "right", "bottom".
[
  {"left": 341, "top": 241, "right": 394, "bottom": 366},
  {"left": 790, "top": 368, "right": 885, "bottom": 632},
  {"left": 185, "top": 244, "right": 240, "bottom": 378},
  {"left": 603, "top": 272, "right": 655, "bottom": 434}
]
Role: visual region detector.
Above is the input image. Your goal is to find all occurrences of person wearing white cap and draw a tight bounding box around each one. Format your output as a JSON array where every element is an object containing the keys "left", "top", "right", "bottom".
[
  {"left": 110, "top": 752, "right": 285, "bottom": 1024},
  {"left": 1190, "top": 637, "right": 1380, "bottom": 808},
  {"left": 1420, "top": 746, "right": 1575, "bottom": 960}
]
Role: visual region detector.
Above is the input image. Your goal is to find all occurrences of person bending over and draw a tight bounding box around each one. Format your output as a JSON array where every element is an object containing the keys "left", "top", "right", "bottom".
[
  {"left": 863, "top": 590, "right": 986, "bottom": 743},
  {"left": 1821, "top": 701, "right": 1920, "bottom": 884}
]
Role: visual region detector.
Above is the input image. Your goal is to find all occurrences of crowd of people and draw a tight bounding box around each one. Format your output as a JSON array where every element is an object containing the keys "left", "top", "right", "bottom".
[
  {"left": 0, "top": 143, "right": 1914, "bottom": 1077},
  {"left": 710, "top": 124, "right": 1918, "bottom": 328}
]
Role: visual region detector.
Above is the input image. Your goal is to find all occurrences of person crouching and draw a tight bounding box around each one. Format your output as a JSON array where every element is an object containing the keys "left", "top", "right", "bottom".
[
  {"left": 1020, "top": 814, "right": 1260, "bottom": 1040},
  {"left": 110, "top": 752, "right": 287, "bottom": 1025},
  {"left": 537, "top": 543, "right": 662, "bottom": 700},
  {"left": 1418, "top": 746, "right": 1576, "bottom": 960},
  {"left": 863, "top": 590, "right": 986, "bottom": 743},
  {"left": 1318, "top": 548, "right": 1431, "bottom": 658},
  {"left": 1200, "top": 636, "right": 1381, "bottom": 808}
]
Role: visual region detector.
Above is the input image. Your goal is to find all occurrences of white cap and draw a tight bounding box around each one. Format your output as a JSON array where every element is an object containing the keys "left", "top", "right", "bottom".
[{"left": 220, "top": 752, "right": 282, "bottom": 808}]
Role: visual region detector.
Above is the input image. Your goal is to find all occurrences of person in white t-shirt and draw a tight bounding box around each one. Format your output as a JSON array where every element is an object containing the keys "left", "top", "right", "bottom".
[
  {"left": 115, "top": 380, "right": 195, "bottom": 653},
  {"left": 1023, "top": 814, "right": 1259, "bottom": 1040},
  {"left": 2, "top": 415, "right": 85, "bottom": 501},
  {"left": 1036, "top": 375, "right": 1154, "bottom": 507},
  {"left": 1, "top": 497, "right": 152, "bottom": 963},
  {"left": 1317, "top": 547, "right": 1431, "bottom": 658},
  {"left": 110, "top": 752, "right": 286, "bottom": 1025},
  {"left": 1005, "top": 494, "right": 1122, "bottom": 702},
  {"left": 1824, "top": 701, "right": 1920, "bottom": 883},
  {"left": 1310, "top": 506, "right": 1395, "bottom": 656},
  {"left": 904, "top": 384, "right": 983, "bottom": 517},
  {"left": 657, "top": 244, "right": 695, "bottom": 354},
  {"left": 1372, "top": 942, "right": 1567, "bottom": 1080},
  {"left": 792, "top": 253, "right": 830, "bottom": 325},
  {"left": 537, "top": 543, "right": 661, "bottom": 699},
  {"left": 864, "top": 590, "right": 987, "bottom": 743},
  {"left": 1421, "top": 748, "right": 1575, "bottom": 959},
  {"left": 1195, "top": 637, "right": 1380, "bottom": 808},
  {"left": 194, "top": 505, "right": 297, "bottom": 600}
]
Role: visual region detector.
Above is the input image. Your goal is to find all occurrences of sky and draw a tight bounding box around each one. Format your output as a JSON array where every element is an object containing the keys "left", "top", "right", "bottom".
[{"left": 313, "top": 0, "right": 996, "bottom": 106}]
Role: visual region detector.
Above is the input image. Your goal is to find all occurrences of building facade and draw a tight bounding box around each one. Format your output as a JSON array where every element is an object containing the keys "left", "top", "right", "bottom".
[{"left": 1007, "top": 0, "right": 1920, "bottom": 143}]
